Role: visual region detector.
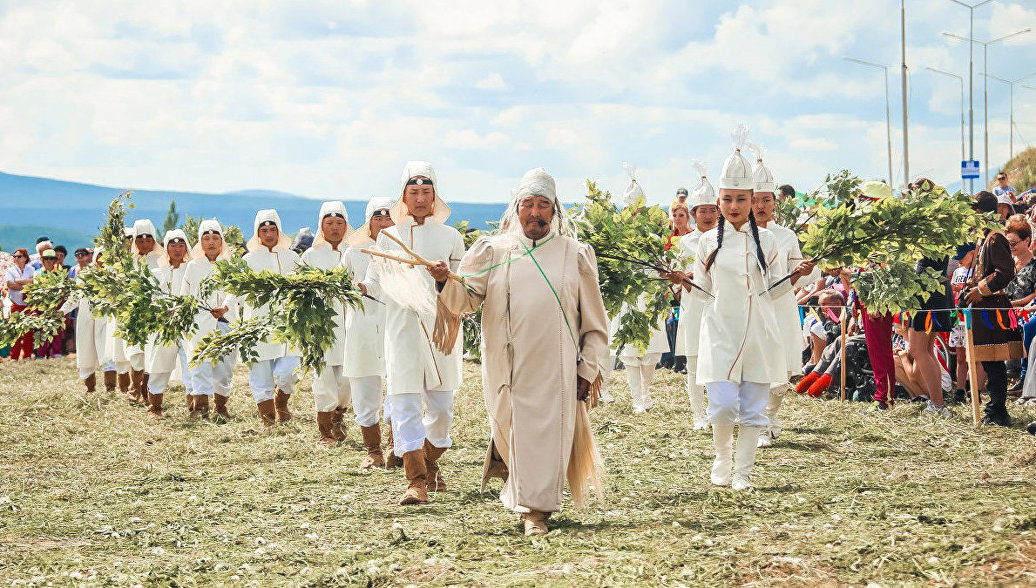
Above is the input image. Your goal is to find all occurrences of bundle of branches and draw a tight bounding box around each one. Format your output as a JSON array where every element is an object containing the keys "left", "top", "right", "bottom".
[
  {"left": 852, "top": 263, "right": 946, "bottom": 316},
  {"left": 192, "top": 258, "right": 363, "bottom": 372},
  {"left": 0, "top": 270, "right": 78, "bottom": 349},
  {"left": 574, "top": 180, "right": 678, "bottom": 353},
  {"left": 179, "top": 214, "right": 248, "bottom": 256},
  {"left": 774, "top": 170, "right": 860, "bottom": 233}
]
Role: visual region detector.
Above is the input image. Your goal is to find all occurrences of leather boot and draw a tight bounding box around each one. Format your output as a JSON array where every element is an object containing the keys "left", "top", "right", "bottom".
[
  {"left": 359, "top": 424, "right": 385, "bottom": 468},
  {"left": 399, "top": 449, "right": 429, "bottom": 505},
  {"left": 191, "top": 395, "right": 210, "bottom": 420},
  {"left": 147, "top": 393, "right": 163, "bottom": 419},
  {"left": 711, "top": 423, "right": 734, "bottom": 486},
  {"left": 521, "top": 510, "right": 550, "bottom": 536},
  {"left": 213, "top": 394, "right": 231, "bottom": 422},
  {"left": 331, "top": 407, "right": 348, "bottom": 443},
  {"left": 141, "top": 372, "right": 151, "bottom": 405},
  {"left": 316, "top": 411, "right": 337, "bottom": 446},
  {"left": 423, "top": 439, "right": 448, "bottom": 492},
  {"left": 384, "top": 424, "right": 403, "bottom": 469},
  {"left": 274, "top": 388, "right": 292, "bottom": 423},
  {"left": 118, "top": 372, "right": 130, "bottom": 395},
  {"left": 733, "top": 426, "right": 761, "bottom": 490},
  {"left": 186, "top": 394, "right": 196, "bottom": 414},
  {"left": 84, "top": 373, "right": 97, "bottom": 394},
  {"left": 103, "top": 371, "right": 117, "bottom": 393},
  {"left": 257, "top": 399, "right": 277, "bottom": 427}
]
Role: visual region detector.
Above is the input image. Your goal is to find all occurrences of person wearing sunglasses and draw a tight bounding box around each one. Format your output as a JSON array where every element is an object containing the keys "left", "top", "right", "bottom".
[{"left": 4, "top": 248, "right": 36, "bottom": 360}]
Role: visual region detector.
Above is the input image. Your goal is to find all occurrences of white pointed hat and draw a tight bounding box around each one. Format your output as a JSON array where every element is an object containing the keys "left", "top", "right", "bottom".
[
  {"left": 622, "top": 162, "right": 645, "bottom": 205},
  {"left": 159, "top": 228, "right": 192, "bottom": 266},
  {"left": 348, "top": 196, "right": 395, "bottom": 246},
  {"left": 190, "top": 219, "right": 232, "bottom": 260},
  {"left": 690, "top": 161, "right": 717, "bottom": 209},
  {"left": 131, "top": 219, "right": 165, "bottom": 257},
  {"left": 389, "top": 160, "right": 451, "bottom": 224},
  {"left": 747, "top": 141, "right": 776, "bottom": 194},
  {"left": 312, "top": 201, "right": 352, "bottom": 249},
  {"left": 247, "top": 209, "right": 292, "bottom": 253},
  {"left": 719, "top": 123, "right": 755, "bottom": 190}
]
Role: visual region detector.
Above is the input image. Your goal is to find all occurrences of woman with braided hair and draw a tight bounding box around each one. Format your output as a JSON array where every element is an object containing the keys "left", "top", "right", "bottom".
[{"left": 687, "top": 126, "right": 814, "bottom": 490}]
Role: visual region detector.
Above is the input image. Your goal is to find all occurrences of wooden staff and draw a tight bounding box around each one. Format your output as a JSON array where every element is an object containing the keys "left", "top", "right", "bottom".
[
  {"left": 840, "top": 308, "right": 848, "bottom": 402},
  {"left": 964, "top": 309, "right": 981, "bottom": 426},
  {"left": 359, "top": 248, "right": 463, "bottom": 283}
]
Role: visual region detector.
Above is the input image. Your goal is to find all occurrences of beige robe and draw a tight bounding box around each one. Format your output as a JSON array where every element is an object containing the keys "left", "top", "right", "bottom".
[{"left": 438, "top": 230, "right": 609, "bottom": 513}]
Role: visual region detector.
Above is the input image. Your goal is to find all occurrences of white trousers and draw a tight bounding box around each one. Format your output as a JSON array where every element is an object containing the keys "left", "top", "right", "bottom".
[
  {"left": 248, "top": 357, "right": 300, "bottom": 403},
  {"left": 387, "top": 390, "right": 454, "bottom": 456},
  {"left": 686, "top": 356, "right": 707, "bottom": 425},
  {"left": 351, "top": 376, "right": 384, "bottom": 427},
  {"left": 126, "top": 345, "right": 145, "bottom": 372},
  {"left": 190, "top": 355, "right": 236, "bottom": 397},
  {"left": 706, "top": 381, "right": 770, "bottom": 427},
  {"left": 313, "top": 364, "right": 351, "bottom": 412},
  {"left": 148, "top": 345, "right": 193, "bottom": 396},
  {"left": 621, "top": 352, "right": 660, "bottom": 412},
  {"left": 763, "top": 383, "right": 789, "bottom": 436},
  {"left": 76, "top": 318, "right": 108, "bottom": 380}
]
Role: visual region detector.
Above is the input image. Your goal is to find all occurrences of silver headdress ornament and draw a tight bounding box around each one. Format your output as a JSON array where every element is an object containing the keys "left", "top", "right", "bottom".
[{"left": 622, "top": 162, "right": 645, "bottom": 206}]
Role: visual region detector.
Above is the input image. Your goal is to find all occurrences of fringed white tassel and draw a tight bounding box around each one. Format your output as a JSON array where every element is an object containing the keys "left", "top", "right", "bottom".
[
  {"left": 731, "top": 122, "right": 750, "bottom": 151},
  {"left": 568, "top": 374, "right": 605, "bottom": 509}
]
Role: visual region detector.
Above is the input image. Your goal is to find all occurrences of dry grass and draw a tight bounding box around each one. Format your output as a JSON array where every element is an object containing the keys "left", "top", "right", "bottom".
[{"left": 1, "top": 357, "right": 1035, "bottom": 586}]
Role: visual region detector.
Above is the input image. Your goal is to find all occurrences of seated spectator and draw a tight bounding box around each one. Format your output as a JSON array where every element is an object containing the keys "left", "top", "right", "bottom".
[{"left": 796, "top": 290, "right": 846, "bottom": 396}]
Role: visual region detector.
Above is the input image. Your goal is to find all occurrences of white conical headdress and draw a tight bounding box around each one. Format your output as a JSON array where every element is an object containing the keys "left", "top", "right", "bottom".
[
  {"left": 159, "top": 228, "right": 192, "bottom": 267},
  {"left": 131, "top": 219, "right": 165, "bottom": 258},
  {"left": 190, "top": 219, "right": 232, "bottom": 260},
  {"left": 690, "top": 160, "right": 717, "bottom": 209},
  {"left": 388, "top": 160, "right": 451, "bottom": 224},
  {"left": 247, "top": 209, "right": 292, "bottom": 253},
  {"left": 622, "top": 162, "right": 645, "bottom": 205},
  {"left": 719, "top": 123, "right": 754, "bottom": 190},
  {"left": 348, "top": 196, "right": 395, "bottom": 246},
  {"left": 312, "top": 201, "right": 352, "bottom": 249},
  {"left": 747, "top": 141, "right": 775, "bottom": 194}
]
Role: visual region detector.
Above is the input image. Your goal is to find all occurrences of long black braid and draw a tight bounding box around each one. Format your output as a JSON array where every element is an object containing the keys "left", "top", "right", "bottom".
[{"left": 703, "top": 211, "right": 768, "bottom": 273}]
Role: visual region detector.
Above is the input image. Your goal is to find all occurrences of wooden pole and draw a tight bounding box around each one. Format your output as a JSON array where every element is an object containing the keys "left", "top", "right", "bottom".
[
  {"left": 964, "top": 309, "right": 982, "bottom": 426},
  {"left": 840, "top": 308, "right": 848, "bottom": 402}
]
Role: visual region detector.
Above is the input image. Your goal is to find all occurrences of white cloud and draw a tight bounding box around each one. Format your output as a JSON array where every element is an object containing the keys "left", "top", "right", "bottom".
[{"left": 475, "top": 73, "right": 509, "bottom": 91}]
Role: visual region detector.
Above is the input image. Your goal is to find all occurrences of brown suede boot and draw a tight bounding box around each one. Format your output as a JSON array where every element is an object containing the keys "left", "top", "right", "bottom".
[
  {"left": 331, "top": 407, "right": 348, "bottom": 443},
  {"left": 213, "top": 394, "right": 231, "bottom": 422},
  {"left": 147, "top": 393, "right": 163, "bottom": 419},
  {"left": 190, "top": 395, "right": 210, "bottom": 420},
  {"left": 423, "top": 439, "right": 448, "bottom": 492},
  {"left": 186, "top": 394, "right": 196, "bottom": 413},
  {"left": 274, "top": 388, "right": 292, "bottom": 423},
  {"left": 399, "top": 449, "right": 430, "bottom": 505},
  {"left": 140, "top": 372, "right": 151, "bottom": 405},
  {"left": 384, "top": 424, "right": 403, "bottom": 469},
  {"left": 118, "top": 372, "right": 130, "bottom": 395},
  {"left": 359, "top": 424, "right": 385, "bottom": 468},
  {"left": 521, "top": 510, "right": 550, "bottom": 536},
  {"left": 84, "top": 373, "right": 97, "bottom": 394},
  {"left": 316, "top": 411, "right": 337, "bottom": 446},
  {"left": 257, "top": 399, "right": 277, "bottom": 427},
  {"left": 103, "top": 371, "right": 117, "bottom": 393}
]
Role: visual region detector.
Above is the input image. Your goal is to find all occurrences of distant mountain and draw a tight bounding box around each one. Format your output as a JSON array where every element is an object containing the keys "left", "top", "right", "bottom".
[{"left": 0, "top": 171, "right": 506, "bottom": 251}]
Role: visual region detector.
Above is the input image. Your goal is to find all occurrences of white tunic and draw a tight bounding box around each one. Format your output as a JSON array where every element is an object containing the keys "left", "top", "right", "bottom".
[
  {"left": 361, "top": 217, "right": 465, "bottom": 395},
  {"left": 241, "top": 247, "right": 302, "bottom": 362},
  {"left": 181, "top": 257, "right": 240, "bottom": 356},
  {"left": 692, "top": 224, "right": 792, "bottom": 385},
  {"left": 300, "top": 243, "right": 347, "bottom": 368},
  {"left": 765, "top": 222, "right": 819, "bottom": 377},
  {"left": 342, "top": 240, "right": 386, "bottom": 378},
  {"left": 675, "top": 229, "right": 705, "bottom": 356},
  {"left": 146, "top": 263, "right": 189, "bottom": 374}
]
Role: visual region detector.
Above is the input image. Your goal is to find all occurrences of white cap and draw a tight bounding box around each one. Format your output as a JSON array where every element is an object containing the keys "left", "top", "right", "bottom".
[
  {"left": 515, "top": 167, "right": 558, "bottom": 204},
  {"left": 131, "top": 219, "right": 164, "bottom": 257},
  {"left": 159, "top": 228, "right": 192, "bottom": 266},
  {"left": 389, "top": 160, "right": 451, "bottom": 224},
  {"left": 190, "top": 219, "right": 232, "bottom": 260},
  {"left": 690, "top": 161, "right": 717, "bottom": 209},
  {"left": 348, "top": 197, "right": 395, "bottom": 246},
  {"left": 747, "top": 141, "right": 775, "bottom": 194},
  {"left": 313, "top": 201, "right": 351, "bottom": 249},
  {"left": 718, "top": 123, "right": 755, "bottom": 191},
  {"left": 248, "top": 209, "right": 292, "bottom": 253}
]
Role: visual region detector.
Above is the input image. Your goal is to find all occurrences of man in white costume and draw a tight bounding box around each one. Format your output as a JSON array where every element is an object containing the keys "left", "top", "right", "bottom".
[
  {"left": 243, "top": 210, "right": 302, "bottom": 426},
  {"left": 358, "top": 161, "right": 465, "bottom": 506},
  {"left": 124, "top": 219, "right": 164, "bottom": 406},
  {"left": 748, "top": 143, "right": 821, "bottom": 448},
  {"left": 144, "top": 229, "right": 193, "bottom": 419},
  {"left": 343, "top": 197, "right": 394, "bottom": 468},
  {"left": 300, "top": 201, "right": 353, "bottom": 445},
  {"left": 61, "top": 248, "right": 116, "bottom": 393},
  {"left": 434, "top": 168, "right": 609, "bottom": 536},
  {"left": 182, "top": 219, "right": 237, "bottom": 421},
  {"left": 613, "top": 294, "right": 669, "bottom": 413},
  {"left": 671, "top": 163, "right": 719, "bottom": 431}
]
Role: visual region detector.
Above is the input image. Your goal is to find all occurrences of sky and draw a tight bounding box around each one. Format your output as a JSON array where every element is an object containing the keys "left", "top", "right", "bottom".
[{"left": 1, "top": 0, "right": 1035, "bottom": 206}]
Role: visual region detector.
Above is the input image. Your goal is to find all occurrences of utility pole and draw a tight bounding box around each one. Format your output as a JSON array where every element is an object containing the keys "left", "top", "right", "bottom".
[
  {"left": 846, "top": 57, "right": 894, "bottom": 187},
  {"left": 944, "top": 0, "right": 991, "bottom": 194}
]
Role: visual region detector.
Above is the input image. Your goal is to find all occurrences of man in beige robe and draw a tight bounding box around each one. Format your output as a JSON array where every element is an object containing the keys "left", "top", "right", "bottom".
[{"left": 432, "top": 168, "right": 609, "bottom": 536}]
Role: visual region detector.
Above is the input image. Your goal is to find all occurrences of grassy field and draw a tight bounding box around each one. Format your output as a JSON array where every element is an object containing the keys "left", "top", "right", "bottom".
[{"left": 2, "top": 357, "right": 1035, "bottom": 586}]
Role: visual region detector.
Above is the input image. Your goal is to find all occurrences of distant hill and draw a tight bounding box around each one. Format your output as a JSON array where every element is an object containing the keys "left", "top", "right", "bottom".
[{"left": 0, "top": 171, "right": 506, "bottom": 251}]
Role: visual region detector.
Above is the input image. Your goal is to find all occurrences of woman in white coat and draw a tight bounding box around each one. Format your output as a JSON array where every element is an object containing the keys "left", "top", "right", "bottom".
[
  {"left": 182, "top": 219, "right": 237, "bottom": 421},
  {"left": 61, "top": 248, "right": 116, "bottom": 394},
  {"left": 144, "top": 229, "right": 194, "bottom": 419},
  {"left": 689, "top": 133, "right": 814, "bottom": 490},
  {"left": 343, "top": 196, "right": 394, "bottom": 468}
]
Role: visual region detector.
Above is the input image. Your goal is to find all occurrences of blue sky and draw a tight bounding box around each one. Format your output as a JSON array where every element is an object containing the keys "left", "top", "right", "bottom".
[{"left": 1, "top": 0, "right": 1034, "bottom": 205}]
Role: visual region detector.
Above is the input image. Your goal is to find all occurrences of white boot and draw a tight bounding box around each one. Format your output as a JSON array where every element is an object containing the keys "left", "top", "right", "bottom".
[
  {"left": 687, "top": 366, "right": 708, "bottom": 430},
  {"left": 758, "top": 385, "right": 787, "bottom": 448},
  {"left": 639, "top": 365, "right": 655, "bottom": 412},
  {"left": 733, "top": 426, "right": 762, "bottom": 490},
  {"left": 710, "top": 423, "right": 734, "bottom": 486},
  {"left": 626, "top": 365, "right": 645, "bottom": 413}
]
